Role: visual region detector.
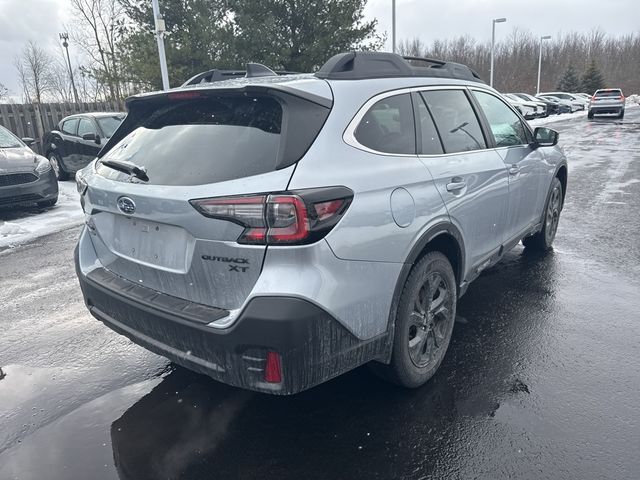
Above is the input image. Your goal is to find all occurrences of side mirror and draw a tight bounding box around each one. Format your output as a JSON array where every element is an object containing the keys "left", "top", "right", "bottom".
[
  {"left": 21, "top": 137, "right": 35, "bottom": 146},
  {"left": 82, "top": 133, "right": 101, "bottom": 144},
  {"left": 533, "top": 127, "right": 558, "bottom": 148}
]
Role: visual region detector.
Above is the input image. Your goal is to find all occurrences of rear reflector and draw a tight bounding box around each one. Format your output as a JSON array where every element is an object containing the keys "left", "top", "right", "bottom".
[
  {"left": 190, "top": 187, "right": 353, "bottom": 246},
  {"left": 264, "top": 351, "right": 282, "bottom": 383}
]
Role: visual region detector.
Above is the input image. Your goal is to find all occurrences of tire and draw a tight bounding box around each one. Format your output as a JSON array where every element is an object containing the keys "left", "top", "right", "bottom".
[
  {"left": 37, "top": 196, "right": 58, "bottom": 208},
  {"left": 523, "top": 177, "right": 563, "bottom": 251},
  {"left": 373, "top": 252, "right": 457, "bottom": 388},
  {"left": 587, "top": 111, "right": 594, "bottom": 119},
  {"left": 619, "top": 110, "right": 625, "bottom": 119},
  {"left": 48, "top": 153, "right": 67, "bottom": 181}
]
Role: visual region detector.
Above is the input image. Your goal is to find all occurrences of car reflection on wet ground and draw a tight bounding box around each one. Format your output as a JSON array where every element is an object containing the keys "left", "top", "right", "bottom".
[{"left": 1, "top": 107, "right": 639, "bottom": 480}]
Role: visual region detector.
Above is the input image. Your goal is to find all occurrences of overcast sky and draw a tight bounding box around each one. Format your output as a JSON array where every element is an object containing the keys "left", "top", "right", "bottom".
[{"left": 1, "top": 0, "right": 638, "bottom": 96}]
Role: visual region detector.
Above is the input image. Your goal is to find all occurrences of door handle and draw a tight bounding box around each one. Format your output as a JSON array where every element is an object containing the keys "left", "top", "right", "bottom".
[
  {"left": 509, "top": 164, "right": 520, "bottom": 175},
  {"left": 446, "top": 178, "right": 467, "bottom": 192}
]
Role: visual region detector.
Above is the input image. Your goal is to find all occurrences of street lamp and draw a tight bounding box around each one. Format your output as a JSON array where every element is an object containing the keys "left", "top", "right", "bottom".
[
  {"left": 392, "top": 0, "right": 397, "bottom": 53},
  {"left": 151, "top": 0, "right": 170, "bottom": 90},
  {"left": 489, "top": 17, "right": 507, "bottom": 88},
  {"left": 536, "top": 35, "right": 552, "bottom": 95},
  {"left": 59, "top": 33, "right": 80, "bottom": 104}
]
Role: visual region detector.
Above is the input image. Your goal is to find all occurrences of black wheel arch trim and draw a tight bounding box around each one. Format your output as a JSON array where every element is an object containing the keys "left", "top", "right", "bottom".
[{"left": 380, "top": 222, "right": 466, "bottom": 363}]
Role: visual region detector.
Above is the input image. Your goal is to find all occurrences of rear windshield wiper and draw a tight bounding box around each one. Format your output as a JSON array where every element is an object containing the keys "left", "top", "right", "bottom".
[{"left": 100, "top": 159, "right": 149, "bottom": 182}]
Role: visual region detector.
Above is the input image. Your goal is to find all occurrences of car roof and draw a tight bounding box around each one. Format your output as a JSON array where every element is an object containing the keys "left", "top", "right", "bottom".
[{"left": 62, "top": 112, "right": 125, "bottom": 121}]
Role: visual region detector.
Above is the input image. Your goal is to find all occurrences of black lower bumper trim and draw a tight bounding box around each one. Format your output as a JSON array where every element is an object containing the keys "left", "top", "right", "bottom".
[{"left": 76, "top": 249, "right": 388, "bottom": 394}]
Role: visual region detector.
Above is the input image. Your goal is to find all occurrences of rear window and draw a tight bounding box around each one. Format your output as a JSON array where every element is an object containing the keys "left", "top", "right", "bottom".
[
  {"left": 595, "top": 90, "right": 622, "bottom": 97},
  {"left": 98, "top": 96, "right": 283, "bottom": 186}
]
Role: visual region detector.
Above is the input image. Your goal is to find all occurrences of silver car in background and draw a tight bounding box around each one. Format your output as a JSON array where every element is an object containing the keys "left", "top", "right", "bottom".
[
  {"left": 75, "top": 52, "right": 568, "bottom": 394},
  {"left": 588, "top": 88, "right": 626, "bottom": 119}
]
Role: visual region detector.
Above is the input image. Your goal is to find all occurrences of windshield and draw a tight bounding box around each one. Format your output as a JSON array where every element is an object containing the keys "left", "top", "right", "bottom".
[
  {"left": 96, "top": 116, "right": 124, "bottom": 138},
  {"left": 0, "top": 126, "right": 24, "bottom": 148}
]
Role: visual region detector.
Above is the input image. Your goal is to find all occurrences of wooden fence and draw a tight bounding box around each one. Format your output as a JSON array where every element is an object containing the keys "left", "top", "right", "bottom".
[{"left": 0, "top": 101, "right": 123, "bottom": 155}]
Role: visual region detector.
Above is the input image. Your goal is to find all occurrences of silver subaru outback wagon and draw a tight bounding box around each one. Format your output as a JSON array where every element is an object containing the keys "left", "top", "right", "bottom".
[{"left": 75, "top": 52, "right": 567, "bottom": 394}]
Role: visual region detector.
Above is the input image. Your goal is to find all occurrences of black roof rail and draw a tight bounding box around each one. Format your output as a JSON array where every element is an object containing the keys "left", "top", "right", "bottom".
[
  {"left": 181, "top": 63, "right": 301, "bottom": 87},
  {"left": 315, "top": 52, "right": 485, "bottom": 83}
]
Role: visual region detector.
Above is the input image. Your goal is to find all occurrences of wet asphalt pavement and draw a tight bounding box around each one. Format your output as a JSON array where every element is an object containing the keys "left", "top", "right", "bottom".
[{"left": 1, "top": 108, "right": 639, "bottom": 480}]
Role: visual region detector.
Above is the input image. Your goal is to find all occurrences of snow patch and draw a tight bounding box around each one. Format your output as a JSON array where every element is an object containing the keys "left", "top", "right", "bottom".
[{"left": 0, "top": 181, "right": 84, "bottom": 250}]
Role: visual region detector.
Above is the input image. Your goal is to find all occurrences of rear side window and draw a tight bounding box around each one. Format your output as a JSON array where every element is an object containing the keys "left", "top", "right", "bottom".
[
  {"left": 354, "top": 93, "right": 416, "bottom": 154},
  {"left": 99, "top": 96, "right": 283, "bottom": 186},
  {"left": 421, "top": 90, "right": 486, "bottom": 153},
  {"left": 473, "top": 91, "right": 528, "bottom": 147},
  {"left": 62, "top": 118, "right": 79, "bottom": 135}
]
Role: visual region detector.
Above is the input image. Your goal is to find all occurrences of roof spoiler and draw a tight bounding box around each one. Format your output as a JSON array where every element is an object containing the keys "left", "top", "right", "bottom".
[{"left": 315, "top": 52, "right": 484, "bottom": 83}]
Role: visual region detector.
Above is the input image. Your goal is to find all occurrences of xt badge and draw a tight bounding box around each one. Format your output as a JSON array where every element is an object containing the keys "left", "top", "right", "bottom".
[{"left": 202, "top": 255, "right": 250, "bottom": 272}]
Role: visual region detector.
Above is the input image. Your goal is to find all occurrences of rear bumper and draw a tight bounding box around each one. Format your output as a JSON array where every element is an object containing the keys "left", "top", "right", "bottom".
[
  {"left": 589, "top": 105, "right": 624, "bottom": 114},
  {"left": 75, "top": 246, "right": 387, "bottom": 395},
  {"left": 0, "top": 170, "right": 58, "bottom": 207}
]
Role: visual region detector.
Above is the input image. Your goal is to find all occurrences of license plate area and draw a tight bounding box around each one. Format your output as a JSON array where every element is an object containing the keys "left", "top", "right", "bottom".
[{"left": 94, "top": 213, "right": 194, "bottom": 273}]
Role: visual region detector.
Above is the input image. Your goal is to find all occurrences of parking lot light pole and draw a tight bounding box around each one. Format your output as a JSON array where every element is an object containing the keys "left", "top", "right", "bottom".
[
  {"left": 151, "top": 0, "right": 170, "bottom": 90},
  {"left": 392, "top": 0, "right": 396, "bottom": 53},
  {"left": 59, "top": 33, "right": 80, "bottom": 104},
  {"left": 537, "top": 35, "right": 552, "bottom": 95},
  {"left": 490, "top": 17, "right": 507, "bottom": 88}
]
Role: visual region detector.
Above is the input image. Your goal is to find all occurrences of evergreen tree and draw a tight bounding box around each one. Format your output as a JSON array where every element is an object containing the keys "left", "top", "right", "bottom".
[
  {"left": 581, "top": 59, "right": 606, "bottom": 94},
  {"left": 118, "top": 0, "right": 382, "bottom": 90},
  {"left": 556, "top": 64, "right": 581, "bottom": 92}
]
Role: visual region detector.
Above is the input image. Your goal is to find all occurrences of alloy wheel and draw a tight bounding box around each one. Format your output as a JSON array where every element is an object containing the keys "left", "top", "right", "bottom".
[{"left": 407, "top": 272, "right": 453, "bottom": 368}]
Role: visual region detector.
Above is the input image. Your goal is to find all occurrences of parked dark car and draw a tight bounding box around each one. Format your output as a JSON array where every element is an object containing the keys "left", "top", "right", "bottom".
[
  {"left": 0, "top": 125, "right": 58, "bottom": 208},
  {"left": 514, "top": 93, "right": 561, "bottom": 115},
  {"left": 536, "top": 95, "right": 572, "bottom": 114},
  {"left": 43, "top": 112, "right": 125, "bottom": 180}
]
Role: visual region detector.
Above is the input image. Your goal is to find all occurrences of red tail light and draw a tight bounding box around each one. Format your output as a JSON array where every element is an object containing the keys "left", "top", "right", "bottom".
[
  {"left": 190, "top": 187, "right": 353, "bottom": 245},
  {"left": 264, "top": 351, "right": 282, "bottom": 384},
  {"left": 167, "top": 91, "right": 203, "bottom": 101}
]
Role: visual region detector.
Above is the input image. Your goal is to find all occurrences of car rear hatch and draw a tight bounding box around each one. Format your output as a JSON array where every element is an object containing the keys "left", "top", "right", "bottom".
[
  {"left": 591, "top": 89, "right": 624, "bottom": 107},
  {"left": 82, "top": 78, "right": 332, "bottom": 313}
]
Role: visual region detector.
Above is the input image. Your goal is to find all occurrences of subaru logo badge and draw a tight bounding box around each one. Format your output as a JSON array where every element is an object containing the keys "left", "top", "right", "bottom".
[{"left": 117, "top": 196, "right": 136, "bottom": 215}]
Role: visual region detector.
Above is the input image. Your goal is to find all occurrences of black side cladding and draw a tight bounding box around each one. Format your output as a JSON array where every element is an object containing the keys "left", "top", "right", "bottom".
[{"left": 76, "top": 260, "right": 389, "bottom": 394}]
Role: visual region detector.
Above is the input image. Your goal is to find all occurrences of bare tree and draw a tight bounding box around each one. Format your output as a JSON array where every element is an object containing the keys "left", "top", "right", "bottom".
[
  {"left": 0, "top": 82, "right": 8, "bottom": 101},
  {"left": 69, "top": 0, "right": 125, "bottom": 101},
  {"left": 14, "top": 40, "right": 53, "bottom": 103},
  {"left": 398, "top": 30, "right": 640, "bottom": 94}
]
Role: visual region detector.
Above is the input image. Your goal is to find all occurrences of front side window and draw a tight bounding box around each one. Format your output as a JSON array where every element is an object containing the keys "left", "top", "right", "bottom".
[
  {"left": 473, "top": 91, "right": 529, "bottom": 147},
  {"left": 420, "top": 90, "right": 486, "bottom": 153},
  {"left": 62, "top": 118, "right": 79, "bottom": 135},
  {"left": 96, "top": 116, "right": 124, "bottom": 138},
  {"left": 77, "top": 118, "right": 96, "bottom": 137},
  {"left": 354, "top": 93, "right": 416, "bottom": 154}
]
